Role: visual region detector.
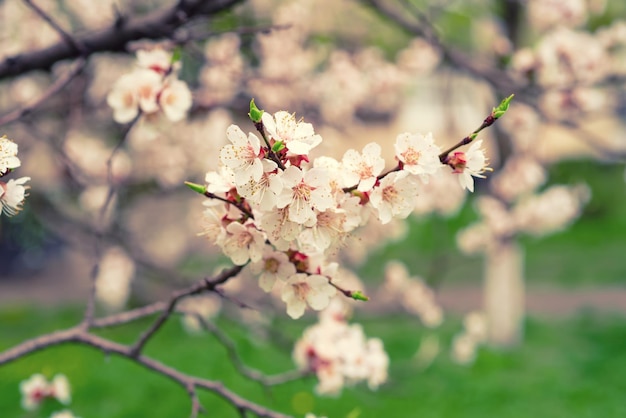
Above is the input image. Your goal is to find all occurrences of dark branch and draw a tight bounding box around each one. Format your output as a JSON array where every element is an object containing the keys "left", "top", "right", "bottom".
[{"left": 0, "top": 0, "right": 244, "bottom": 80}]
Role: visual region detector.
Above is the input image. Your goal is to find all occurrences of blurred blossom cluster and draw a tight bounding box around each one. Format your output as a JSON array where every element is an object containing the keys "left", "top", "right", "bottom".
[
  {"left": 293, "top": 299, "right": 389, "bottom": 395},
  {"left": 383, "top": 260, "right": 443, "bottom": 328},
  {"left": 95, "top": 246, "right": 136, "bottom": 312},
  {"left": 509, "top": 0, "right": 626, "bottom": 121},
  {"left": 177, "top": 294, "right": 223, "bottom": 333},
  {"left": 451, "top": 311, "right": 488, "bottom": 365},
  {"left": 19, "top": 373, "right": 71, "bottom": 411},
  {"left": 107, "top": 47, "right": 192, "bottom": 123},
  {"left": 458, "top": 100, "right": 591, "bottom": 256}
]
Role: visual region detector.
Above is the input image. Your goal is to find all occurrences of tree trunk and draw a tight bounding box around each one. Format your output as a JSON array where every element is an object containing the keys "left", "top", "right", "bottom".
[{"left": 484, "top": 239, "right": 525, "bottom": 347}]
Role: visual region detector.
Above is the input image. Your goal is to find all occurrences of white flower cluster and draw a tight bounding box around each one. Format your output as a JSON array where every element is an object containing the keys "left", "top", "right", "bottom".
[
  {"left": 19, "top": 373, "right": 71, "bottom": 411},
  {"left": 293, "top": 299, "right": 389, "bottom": 395},
  {"left": 199, "top": 108, "right": 489, "bottom": 318},
  {"left": 383, "top": 260, "right": 443, "bottom": 328},
  {"left": 451, "top": 311, "right": 488, "bottom": 365},
  {"left": 457, "top": 184, "right": 590, "bottom": 255},
  {"left": 107, "top": 47, "right": 192, "bottom": 123},
  {"left": 0, "top": 135, "right": 30, "bottom": 217}
]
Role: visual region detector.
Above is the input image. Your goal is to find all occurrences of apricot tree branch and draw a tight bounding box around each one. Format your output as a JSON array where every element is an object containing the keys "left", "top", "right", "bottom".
[{"left": 0, "top": 0, "right": 244, "bottom": 79}]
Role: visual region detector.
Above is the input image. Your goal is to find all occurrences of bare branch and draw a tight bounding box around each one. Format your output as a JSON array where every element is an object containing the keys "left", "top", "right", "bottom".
[
  {"left": 0, "top": 0, "right": 244, "bottom": 80},
  {"left": 183, "top": 311, "right": 311, "bottom": 386},
  {"left": 22, "top": 0, "right": 88, "bottom": 55},
  {"left": 0, "top": 58, "right": 86, "bottom": 126},
  {"left": 0, "top": 328, "right": 292, "bottom": 418},
  {"left": 129, "top": 265, "right": 244, "bottom": 356}
]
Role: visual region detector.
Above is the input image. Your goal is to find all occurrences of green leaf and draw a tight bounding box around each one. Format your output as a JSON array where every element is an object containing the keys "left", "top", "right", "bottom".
[
  {"left": 171, "top": 47, "right": 182, "bottom": 64},
  {"left": 248, "top": 99, "right": 264, "bottom": 123},
  {"left": 351, "top": 290, "right": 370, "bottom": 302},
  {"left": 184, "top": 181, "right": 206, "bottom": 194},
  {"left": 492, "top": 94, "right": 514, "bottom": 119},
  {"left": 271, "top": 140, "right": 285, "bottom": 152}
]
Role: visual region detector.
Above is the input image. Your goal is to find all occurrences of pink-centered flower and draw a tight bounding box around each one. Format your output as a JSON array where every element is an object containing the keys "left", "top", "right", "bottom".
[
  {"left": 394, "top": 132, "right": 442, "bottom": 182},
  {"left": 107, "top": 69, "right": 162, "bottom": 123},
  {"left": 159, "top": 78, "right": 192, "bottom": 122},
  {"left": 220, "top": 124, "right": 264, "bottom": 186},
  {"left": 281, "top": 273, "right": 336, "bottom": 319},
  {"left": 276, "top": 166, "right": 334, "bottom": 225},
  {"left": 342, "top": 142, "right": 385, "bottom": 192},
  {"left": 448, "top": 139, "right": 490, "bottom": 192},
  {"left": 369, "top": 171, "right": 419, "bottom": 224},
  {"left": 220, "top": 221, "right": 266, "bottom": 265},
  {"left": 249, "top": 246, "right": 296, "bottom": 292},
  {"left": 262, "top": 111, "right": 322, "bottom": 156},
  {"left": 237, "top": 159, "right": 282, "bottom": 211}
]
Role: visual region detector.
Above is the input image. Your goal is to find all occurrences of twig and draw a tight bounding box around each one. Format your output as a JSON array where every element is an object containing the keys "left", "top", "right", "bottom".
[
  {"left": 0, "top": 0, "right": 244, "bottom": 79},
  {"left": 22, "top": 0, "right": 88, "bottom": 55},
  {"left": 0, "top": 327, "right": 292, "bottom": 418},
  {"left": 129, "top": 265, "right": 244, "bottom": 357},
  {"left": 0, "top": 58, "right": 86, "bottom": 126},
  {"left": 183, "top": 311, "right": 311, "bottom": 386}
]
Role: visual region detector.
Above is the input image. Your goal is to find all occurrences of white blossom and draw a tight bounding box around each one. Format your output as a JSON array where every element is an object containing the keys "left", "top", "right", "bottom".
[
  {"left": 341, "top": 142, "right": 385, "bottom": 192},
  {"left": 394, "top": 131, "right": 442, "bottom": 182},
  {"left": 221, "top": 221, "right": 266, "bottom": 265},
  {"left": 276, "top": 166, "right": 334, "bottom": 225},
  {"left": 220, "top": 125, "right": 264, "bottom": 186},
  {"left": 262, "top": 111, "right": 322, "bottom": 156},
  {"left": 159, "top": 78, "right": 192, "bottom": 122},
  {"left": 0, "top": 135, "right": 20, "bottom": 173},
  {"left": 249, "top": 246, "right": 296, "bottom": 292},
  {"left": 0, "top": 176, "right": 30, "bottom": 217},
  {"left": 369, "top": 171, "right": 419, "bottom": 224},
  {"left": 450, "top": 139, "right": 490, "bottom": 192},
  {"left": 281, "top": 273, "right": 336, "bottom": 319}
]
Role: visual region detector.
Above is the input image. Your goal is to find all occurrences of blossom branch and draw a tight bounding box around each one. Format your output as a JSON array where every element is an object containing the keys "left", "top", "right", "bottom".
[
  {"left": 22, "top": 0, "right": 88, "bottom": 55},
  {"left": 0, "top": 0, "right": 244, "bottom": 80},
  {"left": 0, "top": 58, "right": 86, "bottom": 126},
  {"left": 0, "top": 327, "right": 291, "bottom": 418}
]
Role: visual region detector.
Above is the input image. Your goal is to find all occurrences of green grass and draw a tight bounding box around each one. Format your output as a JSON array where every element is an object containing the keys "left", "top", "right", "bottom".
[
  {"left": 358, "top": 160, "right": 626, "bottom": 287},
  {"left": 1, "top": 306, "right": 626, "bottom": 417}
]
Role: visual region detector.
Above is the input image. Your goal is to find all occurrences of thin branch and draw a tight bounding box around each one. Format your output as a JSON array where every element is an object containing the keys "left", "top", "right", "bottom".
[
  {"left": 129, "top": 265, "right": 244, "bottom": 356},
  {"left": 0, "top": 328, "right": 292, "bottom": 418},
  {"left": 81, "top": 116, "right": 140, "bottom": 330},
  {"left": 0, "top": 58, "right": 87, "bottom": 126},
  {"left": 22, "top": 0, "right": 88, "bottom": 55},
  {"left": 184, "top": 311, "right": 311, "bottom": 386},
  {"left": 0, "top": 0, "right": 245, "bottom": 80}
]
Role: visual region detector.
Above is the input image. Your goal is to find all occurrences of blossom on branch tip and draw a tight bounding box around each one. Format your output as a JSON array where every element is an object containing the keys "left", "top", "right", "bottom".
[
  {"left": 0, "top": 176, "right": 30, "bottom": 217},
  {"left": 262, "top": 111, "right": 322, "bottom": 156},
  {"left": 447, "top": 139, "right": 490, "bottom": 192},
  {"left": 220, "top": 125, "right": 264, "bottom": 186}
]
